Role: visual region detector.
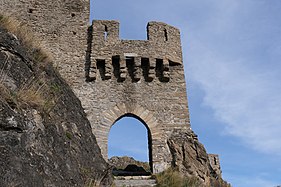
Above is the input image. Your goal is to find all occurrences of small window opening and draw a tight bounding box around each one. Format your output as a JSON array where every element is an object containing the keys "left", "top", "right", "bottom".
[
  {"left": 28, "top": 8, "right": 34, "bottom": 13},
  {"left": 72, "top": 31, "right": 77, "bottom": 35},
  {"left": 164, "top": 29, "right": 168, "bottom": 41},
  {"left": 71, "top": 13, "right": 75, "bottom": 17},
  {"left": 104, "top": 25, "right": 108, "bottom": 40}
]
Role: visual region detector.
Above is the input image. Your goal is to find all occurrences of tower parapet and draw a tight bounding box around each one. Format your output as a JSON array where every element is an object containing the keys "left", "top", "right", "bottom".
[
  {"left": 84, "top": 20, "right": 191, "bottom": 173},
  {"left": 86, "top": 20, "right": 183, "bottom": 83}
]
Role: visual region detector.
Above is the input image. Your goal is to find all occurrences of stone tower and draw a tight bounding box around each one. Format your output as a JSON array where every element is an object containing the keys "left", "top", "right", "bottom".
[
  {"left": 82, "top": 20, "right": 190, "bottom": 172},
  {"left": 0, "top": 1, "right": 221, "bottom": 174}
]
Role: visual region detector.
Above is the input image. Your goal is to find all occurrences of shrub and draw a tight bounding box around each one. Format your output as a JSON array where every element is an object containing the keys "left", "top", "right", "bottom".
[{"left": 155, "top": 168, "right": 202, "bottom": 187}]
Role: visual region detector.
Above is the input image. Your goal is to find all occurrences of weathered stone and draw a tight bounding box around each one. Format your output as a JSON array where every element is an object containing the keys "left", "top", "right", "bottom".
[
  {"left": 208, "top": 154, "right": 222, "bottom": 177},
  {"left": 0, "top": 1, "right": 228, "bottom": 184},
  {"left": 167, "top": 129, "right": 228, "bottom": 186},
  {"left": 82, "top": 20, "right": 191, "bottom": 173},
  {"left": 0, "top": 26, "right": 112, "bottom": 186},
  {"left": 109, "top": 156, "right": 150, "bottom": 172}
]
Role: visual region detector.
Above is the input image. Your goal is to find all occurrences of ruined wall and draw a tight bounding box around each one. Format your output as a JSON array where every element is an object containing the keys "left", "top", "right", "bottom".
[
  {"left": 208, "top": 154, "right": 222, "bottom": 177},
  {"left": 82, "top": 20, "right": 190, "bottom": 173},
  {"left": 0, "top": 0, "right": 89, "bottom": 86},
  {"left": 0, "top": 1, "right": 222, "bottom": 175}
]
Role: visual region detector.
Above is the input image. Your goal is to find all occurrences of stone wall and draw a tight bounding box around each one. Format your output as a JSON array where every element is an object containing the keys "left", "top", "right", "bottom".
[
  {"left": 0, "top": 0, "right": 89, "bottom": 86},
  {"left": 85, "top": 20, "right": 182, "bottom": 82},
  {"left": 82, "top": 20, "right": 190, "bottom": 173},
  {"left": 0, "top": 1, "right": 222, "bottom": 175}
]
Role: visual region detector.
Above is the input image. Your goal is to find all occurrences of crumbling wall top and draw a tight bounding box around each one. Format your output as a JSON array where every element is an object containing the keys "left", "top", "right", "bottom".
[{"left": 91, "top": 20, "right": 183, "bottom": 65}]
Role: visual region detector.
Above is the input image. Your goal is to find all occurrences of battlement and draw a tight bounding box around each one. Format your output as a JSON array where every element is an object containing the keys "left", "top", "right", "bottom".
[
  {"left": 85, "top": 20, "right": 183, "bottom": 82},
  {"left": 91, "top": 20, "right": 181, "bottom": 43},
  {"left": 208, "top": 154, "right": 222, "bottom": 177}
]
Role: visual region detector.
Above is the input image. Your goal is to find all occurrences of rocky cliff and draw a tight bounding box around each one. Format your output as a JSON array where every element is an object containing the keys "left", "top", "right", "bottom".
[
  {"left": 168, "top": 129, "right": 229, "bottom": 187},
  {"left": 0, "top": 17, "right": 112, "bottom": 187}
]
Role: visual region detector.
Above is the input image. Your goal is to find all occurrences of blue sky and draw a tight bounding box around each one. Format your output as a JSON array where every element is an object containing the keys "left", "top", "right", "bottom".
[{"left": 90, "top": 1, "right": 281, "bottom": 187}]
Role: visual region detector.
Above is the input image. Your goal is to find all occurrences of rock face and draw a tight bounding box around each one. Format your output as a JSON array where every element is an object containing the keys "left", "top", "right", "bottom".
[
  {"left": 109, "top": 156, "right": 150, "bottom": 172},
  {"left": 0, "top": 1, "right": 226, "bottom": 178},
  {"left": 0, "top": 22, "right": 112, "bottom": 186},
  {"left": 167, "top": 129, "right": 228, "bottom": 187},
  {"left": 0, "top": 1, "right": 230, "bottom": 185},
  {"left": 109, "top": 156, "right": 151, "bottom": 176}
]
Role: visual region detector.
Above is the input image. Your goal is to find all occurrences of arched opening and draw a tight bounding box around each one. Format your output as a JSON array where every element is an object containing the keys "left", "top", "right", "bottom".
[{"left": 108, "top": 114, "right": 153, "bottom": 176}]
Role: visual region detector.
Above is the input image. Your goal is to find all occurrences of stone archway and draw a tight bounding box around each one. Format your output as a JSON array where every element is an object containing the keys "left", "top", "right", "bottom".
[
  {"left": 94, "top": 103, "right": 163, "bottom": 173},
  {"left": 108, "top": 113, "right": 153, "bottom": 172},
  {"left": 79, "top": 19, "right": 192, "bottom": 174}
]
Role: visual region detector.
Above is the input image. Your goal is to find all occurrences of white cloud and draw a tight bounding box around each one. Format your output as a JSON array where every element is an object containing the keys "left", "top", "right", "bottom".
[
  {"left": 178, "top": 0, "right": 281, "bottom": 157},
  {"left": 189, "top": 52, "right": 281, "bottom": 154},
  {"left": 226, "top": 175, "right": 278, "bottom": 187}
]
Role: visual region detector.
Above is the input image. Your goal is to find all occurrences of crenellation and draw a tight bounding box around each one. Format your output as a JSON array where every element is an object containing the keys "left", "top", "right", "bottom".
[
  {"left": 87, "top": 20, "right": 183, "bottom": 83},
  {"left": 0, "top": 1, "right": 221, "bottom": 175}
]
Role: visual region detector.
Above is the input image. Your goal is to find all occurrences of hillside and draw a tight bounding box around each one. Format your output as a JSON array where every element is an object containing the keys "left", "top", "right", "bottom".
[{"left": 0, "top": 16, "right": 112, "bottom": 187}]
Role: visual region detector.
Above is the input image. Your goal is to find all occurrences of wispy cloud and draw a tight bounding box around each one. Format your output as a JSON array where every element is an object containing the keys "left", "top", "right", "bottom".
[
  {"left": 185, "top": 1, "right": 281, "bottom": 156},
  {"left": 225, "top": 174, "right": 278, "bottom": 187},
  {"left": 188, "top": 50, "right": 281, "bottom": 155}
]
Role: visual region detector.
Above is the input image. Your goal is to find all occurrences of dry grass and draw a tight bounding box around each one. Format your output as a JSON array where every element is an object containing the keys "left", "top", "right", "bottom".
[
  {"left": 155, "top": 168, "right": 202, "bottom": 187},
  {"left": 0, "top": 14, "right": 51, "bottom": 65},
  {"left": 155, "top": 168, "right": 232, "bottom": 187},
  {"left": 0, "top": 76, "right": 55, "bottom": 112},
  {"left": 16, "top": 79, "right": 46, "bottom": 109},
  {"left": 210, "top": 179, "right": 232, "bottom": 187},
  {"left": 0, "top": 83, "right": 13, "bottom": 103},
  {"left": 0, "top": 14, "right": 56, "bottom": 112}
]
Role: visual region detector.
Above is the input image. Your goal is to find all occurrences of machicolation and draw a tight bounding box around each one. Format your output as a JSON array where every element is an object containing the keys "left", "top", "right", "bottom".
[
  {"left": 0, "top": 0, "right": 222, "bottom": 177},
  {"left": 84, "top": 20, "right": 190, "bottom": 173},
  {"left": 85, "top": 20, "right": 182, "bottom": 83}
]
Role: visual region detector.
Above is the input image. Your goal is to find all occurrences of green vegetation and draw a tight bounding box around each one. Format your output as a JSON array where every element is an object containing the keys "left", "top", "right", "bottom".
[
  {"left": 155, "top": 168, "right": 202, "bottom": 187},
  {"left": 155, "top": 168, "right": 231, "bottom": 187},
  {"left": 65, "top": 131, "right": 72, "bottom": 140}
]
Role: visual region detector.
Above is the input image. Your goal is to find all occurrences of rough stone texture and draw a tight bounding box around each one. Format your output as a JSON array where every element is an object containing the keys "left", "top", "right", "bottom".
[
  {"left": 0, "top": 1, "right": 226, "bottom": 182},
  {"left": 82, "top": 20, "right": 190, "bottom": 173},
  {"left": 1, "top": 0, "right": 190, "bottom": 174},
  {"left": 208, "top": 154, "right": 222, "bottom": 177},
  {"left": 0, "top": 26, "right": 112, "bottom": 186},
  {"left": 109, "top": 156, "right": 150, "bottom": 172},
  {"left": 114, "top": 178, "right": 156, "bottom": 187},
  {"left": 167, "top": 129, "right": 227, "bottom": 186},
  {"left": 86, "top": 20, "right": 182, "bottom": 82},
  {"left": 0, "top": 0, "right": 89, "bottom": 86}
]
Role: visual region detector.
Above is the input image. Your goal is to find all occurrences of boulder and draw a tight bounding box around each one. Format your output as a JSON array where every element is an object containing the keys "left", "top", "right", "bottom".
[{"left": 168, "top": 129, "right": 228, "bottom": 186}]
